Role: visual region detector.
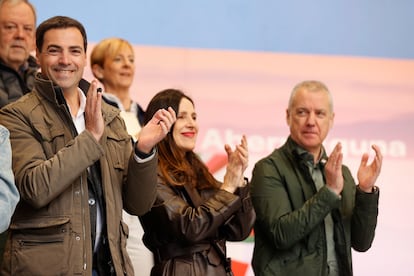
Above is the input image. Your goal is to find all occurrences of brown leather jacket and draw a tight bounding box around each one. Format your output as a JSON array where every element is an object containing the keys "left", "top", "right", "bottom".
[
  {"left": 140, "top": 178, "right": 256, "bottom": 276},
  {"left": 0, "top": 75, "right": 157, "bottom": 276}
]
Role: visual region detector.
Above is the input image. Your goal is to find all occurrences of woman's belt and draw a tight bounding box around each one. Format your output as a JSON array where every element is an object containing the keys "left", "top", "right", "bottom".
[{"left": 154, "top": 242, "right": 211, "bottom": 263}]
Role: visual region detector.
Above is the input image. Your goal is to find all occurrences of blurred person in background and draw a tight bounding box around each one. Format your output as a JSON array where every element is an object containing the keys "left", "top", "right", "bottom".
[
  {"left": 0, "top": 0, "right": 38, "bottom": 108},
  {"left": 91, "top": 37, "right": 153, "bottom": 275}
]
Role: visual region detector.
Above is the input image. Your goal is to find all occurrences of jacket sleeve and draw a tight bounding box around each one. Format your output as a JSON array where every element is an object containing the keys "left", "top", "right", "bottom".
[
  {"left": 123, "top": 150, "right": 158, "bottom": 216},
  {"left": 0, "top": 105, "right": 104, "bottom": 209},
  {"left": 0, "top": 126, "right": 19, "bottom": 233},
  {"left": 250, "top": 157, "right": 341, "bottom": 250},
  {"left": 145, "top": 182, "right": 244, "bottom": 244},
  {"left": 219, "top": 184, "right": 256, "bottom": 242},
  {"left": 351, "top": 184, "right": 379, "bottom": 252}
]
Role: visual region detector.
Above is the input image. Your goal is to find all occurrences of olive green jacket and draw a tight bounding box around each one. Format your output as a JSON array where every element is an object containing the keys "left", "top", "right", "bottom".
[
  {"left": 0, "top": 75, "right": 157, "bottom": 276},
  {"left": 250, "top": 137, "right": 379, "bottom": 276}
]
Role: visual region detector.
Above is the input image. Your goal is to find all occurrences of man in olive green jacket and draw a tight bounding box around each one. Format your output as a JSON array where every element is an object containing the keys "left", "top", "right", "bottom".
[
  {"left": 0, "top": 16, "right": 176, "bottom": 275},
  {"left": 250, "top": 80, "right": 382, "bottom": 276}
]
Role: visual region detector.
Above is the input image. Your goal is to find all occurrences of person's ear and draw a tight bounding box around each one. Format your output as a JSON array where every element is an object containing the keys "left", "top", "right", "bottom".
[
  {"left": 329, "top": 112, "right": 335, "bottom": 129},
  {"left": 285, "top": 109, "right": 290, "bottom": 126},
  {"left": 91, "top": 64, "right": 104, "bottom": 80}
]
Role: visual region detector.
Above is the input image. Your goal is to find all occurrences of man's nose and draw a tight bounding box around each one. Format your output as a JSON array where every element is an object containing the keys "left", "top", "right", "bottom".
[
  {"left": 307, "top": 112, "right": 316, "bottom": 125},
  {"left": 14, "top": 26, "right": 25, "bottom": 38},
  {"left": 58, "top": 52, "right": 71, "bottom": 64}
]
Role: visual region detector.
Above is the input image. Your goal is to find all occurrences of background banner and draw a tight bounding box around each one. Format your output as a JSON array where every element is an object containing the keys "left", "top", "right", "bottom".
[{"left": 32, "top": 1, "right": 414, "bottom": 275}]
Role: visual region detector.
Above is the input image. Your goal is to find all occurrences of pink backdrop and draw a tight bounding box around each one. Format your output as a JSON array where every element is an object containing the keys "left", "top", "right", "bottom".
[{"left": 84, "top": 45, "right": 414, "bottom": 275}]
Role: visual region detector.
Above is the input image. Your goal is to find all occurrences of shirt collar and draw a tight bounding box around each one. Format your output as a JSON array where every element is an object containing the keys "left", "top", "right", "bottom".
[
  {"left": 293, "top": 142, "right": 327, "bottom": 167},
  {"left": 78, "top": 88, "right": 86, "bottom": 115},
  {"left": 102, "top": 92, "right": 137, "bottom": 114}
]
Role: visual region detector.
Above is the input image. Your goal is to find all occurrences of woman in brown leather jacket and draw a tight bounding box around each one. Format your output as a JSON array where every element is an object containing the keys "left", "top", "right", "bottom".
[{"left": 139, "top": 89, "right": 256, "bottom": 276}]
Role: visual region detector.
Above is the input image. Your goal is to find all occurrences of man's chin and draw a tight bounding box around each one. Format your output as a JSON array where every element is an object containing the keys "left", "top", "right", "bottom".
[
  {"left": 300, "top": 138, "right": 321, "bottom": 149},
  {"left": 6, "top": 56, "right": 28, "bottom": 67},
  {"left": 9, "top": 50, "right": 29, "bottom": 60}
]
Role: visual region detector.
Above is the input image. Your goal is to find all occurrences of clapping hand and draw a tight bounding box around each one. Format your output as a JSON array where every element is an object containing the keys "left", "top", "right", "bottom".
[
  {"left": 357, "top": 144, "right": 382, "bottom": 192},
  {"left": 85, "top": 80, "right": 104, "bottom": 142},
  {"left": 222, "top": 135, "right": 249, "bottom": 193},
  {"left": 325, "top": 142, "right": 344, "bottom": 195},
  {"left": 136, "top": 107, "right": 176, "bottom": 154}
]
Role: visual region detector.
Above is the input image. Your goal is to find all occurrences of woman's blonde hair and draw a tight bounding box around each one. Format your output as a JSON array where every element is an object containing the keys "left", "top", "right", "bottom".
[{"left": 90, "top": 37, "right": 134, "bottom": 80}]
